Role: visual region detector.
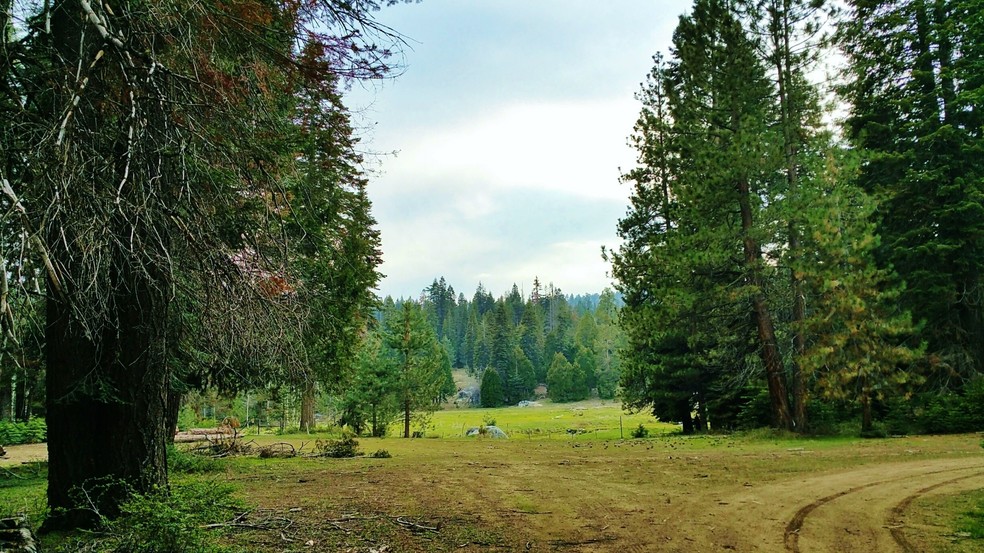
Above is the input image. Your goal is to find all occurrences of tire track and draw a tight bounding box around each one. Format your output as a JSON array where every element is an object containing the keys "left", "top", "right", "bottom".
[
  {"left": 887, "top": 471, "right": 984, "bottom": 553},
  {"left": 783, "top": 465, "right": 980, "bottom": 553}
]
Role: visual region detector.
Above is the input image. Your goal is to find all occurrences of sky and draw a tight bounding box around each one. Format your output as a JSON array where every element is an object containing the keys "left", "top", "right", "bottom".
[{"left": 346, "top": 1, "right": 694, "bottom": 300}]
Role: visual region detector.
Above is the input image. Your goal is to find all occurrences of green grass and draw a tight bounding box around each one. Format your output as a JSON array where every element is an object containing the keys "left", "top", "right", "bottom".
[
  {"left": 958, "top": 491, "right": 984, "bottom": 540},
  {"left": 406, "top": 398, "right": 676, "bottom": 439},
  {"left": 0, "top": 462, "right": 47, "bottom": 525}
]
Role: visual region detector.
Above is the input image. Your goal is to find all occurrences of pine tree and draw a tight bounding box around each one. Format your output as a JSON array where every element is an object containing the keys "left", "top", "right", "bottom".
[
  {"left": 796, "top": 161, "right": 923, "bottom": 432},
  {"left": 382, "top": 301, "right": 445, "bottom": 438},
  {"left": 480, "top": 367, "right": 505, "bottom": 408},
  {"left": 614, "top": 0, "right": 795, "bottom": 430},
  {"left": 840, "top": 0, "right": 984, "bottom": 385}
]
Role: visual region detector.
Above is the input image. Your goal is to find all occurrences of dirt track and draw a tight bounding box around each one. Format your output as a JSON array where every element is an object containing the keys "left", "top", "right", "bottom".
[
  {"left": 3, "top": 438, "right": 982, "bottom": 552},
  {"left": 661, "top": 456, "right": 984, "bottom": 553},
  {"left": 0, "top": 443, "right": 46, "bottom": 467}
]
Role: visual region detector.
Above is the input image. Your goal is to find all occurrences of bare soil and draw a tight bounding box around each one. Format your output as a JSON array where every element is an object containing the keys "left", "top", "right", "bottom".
[
  {"left": 217, "top": 434, "right": 984, "bottom": 552},
  {"left": 4, "top": 434, "right": 982, "bottom": 552},
  {"left": 0, "top": 444, "right": 46, "bottom": 467}
]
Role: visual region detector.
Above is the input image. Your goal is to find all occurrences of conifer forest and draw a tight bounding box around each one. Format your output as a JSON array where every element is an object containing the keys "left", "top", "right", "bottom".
[{"left": 0, "top": 0, "right": 983, "bottom": 550}]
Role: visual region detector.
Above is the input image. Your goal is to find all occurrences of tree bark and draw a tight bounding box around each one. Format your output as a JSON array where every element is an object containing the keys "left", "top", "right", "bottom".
[
  {"left": 737, "top": 177, "right": 794, "bottom": 431},
  {"left": 403, "top": 398, "right": 411, "bottom": 438},
  {"left": 164, "top": 389, "right": 182, "bottom": 444},
  {"left": 299, "top": 379, "right": 316, "bottom": 433},
  {"left": 44, "top": 270, "right": 169, "bottom": 531}
]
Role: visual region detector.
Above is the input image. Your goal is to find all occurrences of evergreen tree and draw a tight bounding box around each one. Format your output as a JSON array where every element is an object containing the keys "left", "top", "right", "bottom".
[
  {"left": 519, "top": 302, "right": 547, "bottom": 382},
  {"left": 480, "top": 367, "right": 505, "bottom": 407},
  {"left": 0, "top": 0, "right": 409, "bottom": 527},
  {"left": 840, "top": 0, "right": 984, "bottom": 385},
  {"left": 613, "top": 0, "right": 794, "bottom": 431},
  {"left": 382, "top": 301, "right": 445, "bottom": 438},
  {"left": 340, "top": 331, "right": 400, "bottom": 437},
  {"left": 547, "top": 352, "right": 585, "bottom": 403},
  {"left": 593, "top": 289, "right": 623, "bottom": 400},
  {"left": 797, "top": 161, "right": 923, "bottom": 432},
  {"left": 488, "top": 302, "right": 516, "bottom": 399}
]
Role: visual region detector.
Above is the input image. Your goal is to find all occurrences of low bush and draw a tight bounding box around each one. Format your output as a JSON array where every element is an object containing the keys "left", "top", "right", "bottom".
[
  {"left": 0, "top": 419, "right": 46, "bottom": 445},
  {"left": 315, "top": 429, "right": 361, "bottom": 458},
  {"left": 53, "top": 481, "right": 242, "bottom": 553},
  {"left": 167, "top": 446, "right": 222, "bottom": 474},
  {"left": 630, "top": 424, "right": 649, "bottom": 439}
]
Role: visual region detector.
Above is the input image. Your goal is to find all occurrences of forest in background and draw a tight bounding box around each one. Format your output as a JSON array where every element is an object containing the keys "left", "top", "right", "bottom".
[{"left": 0, "top": 0, "right": 981, "bottom": 536}]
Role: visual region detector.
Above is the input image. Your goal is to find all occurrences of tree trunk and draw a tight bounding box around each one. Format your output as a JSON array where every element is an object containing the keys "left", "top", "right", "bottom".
[
  {"left": 860, "top": 389, "right": 873, "bottom": 434},
  {"left": 43, "top": 275, "right": 169, "bottom": 531},
  {"left": 299, "top": 380, "right": 316, "bottom": 433},
  {"left": 737, "top": 177, "right": 794, "bottom": 431},
  {"left": 681, "top": 409, "right": 695, "bottom": 435},
  {"left": 164, "top": 389, "right": 182, "bottom": 444},
  {"left": 403, "top": 398, "right": 411, "bottom": 438}
]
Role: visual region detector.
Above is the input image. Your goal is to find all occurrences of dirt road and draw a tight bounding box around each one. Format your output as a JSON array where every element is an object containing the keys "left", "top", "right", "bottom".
[
  {"left": 666, "top": 456, "right": 984, "bottom": 553},
  {"left": 0, "top": 443, "right": 46, "bottom": 467}
]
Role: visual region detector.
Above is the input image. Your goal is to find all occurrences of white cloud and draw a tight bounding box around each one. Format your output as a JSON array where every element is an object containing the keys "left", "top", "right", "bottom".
[{"left": 374, "top": 99, "right": 638, "bottom": 202}]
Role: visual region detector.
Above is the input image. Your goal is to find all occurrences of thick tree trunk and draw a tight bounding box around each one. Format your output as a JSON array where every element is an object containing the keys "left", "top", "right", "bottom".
[
  {"left": 299, "top": 380, "right": 316, "bottom": 433},
  {"left": 737, "top": 178, "right": 794, "bottom": 431},
  {"left": 44, "top": 276, "right": 169, "bottom": 531}
]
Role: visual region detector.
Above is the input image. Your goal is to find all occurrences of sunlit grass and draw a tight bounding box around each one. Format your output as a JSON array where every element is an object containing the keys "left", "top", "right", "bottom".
[{"left": 418, "top": 398, "right": 676, "bottom": 440}]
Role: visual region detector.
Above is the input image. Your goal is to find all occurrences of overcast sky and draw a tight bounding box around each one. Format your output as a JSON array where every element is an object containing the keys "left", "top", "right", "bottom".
[{"left": 347, "top": 1, "right": 694, "bottom": 300}]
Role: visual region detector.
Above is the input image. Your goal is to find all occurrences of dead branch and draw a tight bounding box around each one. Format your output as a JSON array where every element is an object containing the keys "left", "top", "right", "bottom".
[{"left": 393, "top": 517, "right": 438, "bottom": 533}]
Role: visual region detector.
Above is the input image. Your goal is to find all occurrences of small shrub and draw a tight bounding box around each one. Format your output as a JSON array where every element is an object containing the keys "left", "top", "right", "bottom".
[
  {"left": 860, "top": 424, "right": 888, "bottom": 439},
  {"left": 630, "top": 424, "right": 649, "bottom": 439},
  {"left": 167, "top": 446, "right": 222, "bottom": 474},
  {"left": 482, "top": 415, "right": 496, "bottom": 427},
  {"left": 315, "top": 430, "right": 360, "bottom": 458},
  {"left": 369, "top": 449, "right": 392, "bottom": 459},
  {"left": 58, "top": 481, "right": 243, "bottom": 553}
]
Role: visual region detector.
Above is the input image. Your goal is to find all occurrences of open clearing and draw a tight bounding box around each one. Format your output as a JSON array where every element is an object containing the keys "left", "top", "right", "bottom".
[
  {"left": 2, "top": 403, "right": 982, "bottom": 552},
  {"left": 211, "top": 429, "right": 983, "bottom": 552}
]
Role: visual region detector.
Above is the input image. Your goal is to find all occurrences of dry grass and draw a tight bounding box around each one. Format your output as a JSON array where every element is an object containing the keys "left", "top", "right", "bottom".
[{"left": 209, "top": 431, "right": 983, "bottom": 552}]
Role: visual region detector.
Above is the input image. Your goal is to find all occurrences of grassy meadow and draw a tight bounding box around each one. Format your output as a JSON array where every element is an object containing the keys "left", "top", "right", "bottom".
[
  {"left": 408, "top": 398, "right": 675, "bottom": 440},
  {"left": 2, "top": 397, "right": 983, "bottom": 552}
]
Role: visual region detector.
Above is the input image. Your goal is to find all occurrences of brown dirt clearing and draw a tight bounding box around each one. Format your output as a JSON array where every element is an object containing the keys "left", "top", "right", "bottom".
[
  {"left": 0, "top": 443, "right": 47, "bottom": 467},
  {"left": 204, "top": 433, "right": 983, "bottom": 552}
]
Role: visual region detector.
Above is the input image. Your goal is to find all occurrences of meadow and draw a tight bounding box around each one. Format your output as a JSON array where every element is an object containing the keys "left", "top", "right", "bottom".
[{"left": 1, "top": 399, "right": 983, "bottom": 552}]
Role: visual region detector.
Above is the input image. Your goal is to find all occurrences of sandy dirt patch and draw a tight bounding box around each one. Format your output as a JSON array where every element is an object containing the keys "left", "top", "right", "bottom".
[{"left": 0, "top": 443, "right": 47, "bottom": 467}]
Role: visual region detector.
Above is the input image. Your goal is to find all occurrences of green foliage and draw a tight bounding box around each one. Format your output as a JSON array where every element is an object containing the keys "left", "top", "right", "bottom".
[
  {"left": 0, "top": 418, "right": 46, "bottom": 445},
  {"left": 630, "top": 424, "right": 650, "bottom": 439},
  {"left": 315, "top": 435, "right": 361, "bottom": 458},
  {"left": 369, "top": 449, "right": 392, "bottom": 459},
  {"left": 167, "top": 446, "right": 223, "bottom": 475},
  {"left": 54, "top": 481, "right": 242, "bottom": 553},
  {"left": 883, "top": 379, "right": 984, "bottom": 435},
  {"left": 480, "top": 368, "right": 505, "bottom": 408}
]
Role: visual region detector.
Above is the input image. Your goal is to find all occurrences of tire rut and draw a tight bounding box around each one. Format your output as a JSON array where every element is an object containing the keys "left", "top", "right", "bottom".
[
  {"left": 887, "top": 471, "right": 984, "bottom": 553},
  {"left": 783, "top": 464, "right": 982, "bottom": 553}
]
